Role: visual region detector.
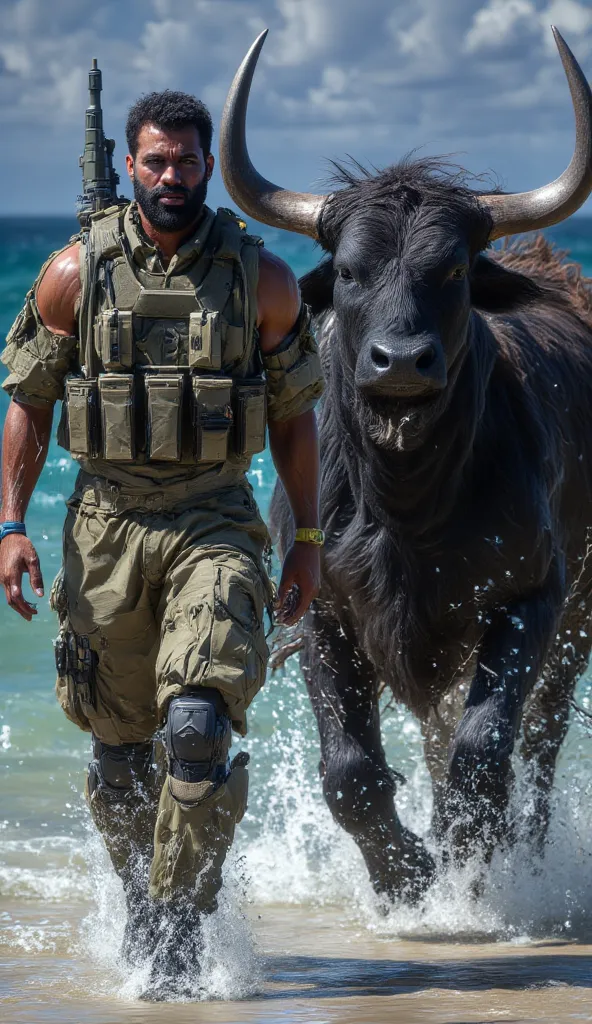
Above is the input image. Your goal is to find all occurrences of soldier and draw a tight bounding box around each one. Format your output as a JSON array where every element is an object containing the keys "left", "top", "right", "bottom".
[{"left": 0, "top": 88, "right": 324, "bottom": 998}]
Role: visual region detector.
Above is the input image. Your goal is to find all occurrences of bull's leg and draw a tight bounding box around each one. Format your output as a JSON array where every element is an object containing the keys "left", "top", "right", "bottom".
[
  {"left": 302, "top": 603, "right": 436, "bottom": 902},
  {"left": 420, "top": 680, "right": 467, "bottom": 841},
  {"left": 520, "top": 591, "right": 592, "bottom": 854},
  {"left": 444, "top": 576, "right": 562, "bottom": 864}
]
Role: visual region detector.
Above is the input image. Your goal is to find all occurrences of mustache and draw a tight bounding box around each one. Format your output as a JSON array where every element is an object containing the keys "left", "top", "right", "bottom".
[{"left": 150, "top": 185, "right": 191, "bottom": 199}]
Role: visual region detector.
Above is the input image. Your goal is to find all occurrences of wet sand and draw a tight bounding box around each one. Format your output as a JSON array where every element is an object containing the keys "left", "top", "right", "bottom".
[{"left": 2, "top": 901, "right": 591, "bottom": 1023}]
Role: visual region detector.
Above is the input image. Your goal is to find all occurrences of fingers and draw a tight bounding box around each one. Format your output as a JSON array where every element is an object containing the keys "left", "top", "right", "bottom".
[
  {"left": 1, "top": 540, "right": 43, "bottom": 620},
  {"left": 290, "top": 580, "right": 319, "bottom": 625},
  {"left": 27, "top": 552, "right": 44, "bottom": 597},
  {"left": 275, "top": 545, "right": 321, "bottom": 625},
  {"left": 277, "top": 583, "right": 302, "bottom": 626},
  {"left": 276, "top": 579, "right": 319, "bottom": 627},
  {"left": 6, "top": 578, "right": 37, "bottom": 621},
  {"left": 274, "top": 566, "right": 293, "bottom": 624},
  {"left": 282, "top": 592, "right": 306, "bottom": 627}
]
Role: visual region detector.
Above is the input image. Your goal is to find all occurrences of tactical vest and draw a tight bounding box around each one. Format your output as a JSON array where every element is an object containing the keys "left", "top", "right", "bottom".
[{"left": 60, "top": 203, "right": 267, "bottom": 467}]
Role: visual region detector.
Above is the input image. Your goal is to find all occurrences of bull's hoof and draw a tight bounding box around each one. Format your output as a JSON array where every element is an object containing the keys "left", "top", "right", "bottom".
[{"left": 373, "top": 829, "right": 436, "bottom": 905}]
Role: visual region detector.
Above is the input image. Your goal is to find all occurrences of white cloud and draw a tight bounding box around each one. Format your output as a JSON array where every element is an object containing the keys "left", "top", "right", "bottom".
[
  {"left": 268, "top": 0, "right": 335, "bottom": 65},
  {"left": 464, "top": 0, "right": 540, "bottom": 53},
  {"left": 0, "top": 0, "right": 590, "bottom": 213},
  {"left": 0, "top": 42, "right": 33, "bottom": 76},
  {"left": 543, "top": 0, "right": 592, "bottom": 35}
]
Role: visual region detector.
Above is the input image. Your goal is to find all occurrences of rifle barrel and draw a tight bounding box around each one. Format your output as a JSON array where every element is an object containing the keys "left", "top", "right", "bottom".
[{"left": 77, "top": 59, "right": 123, "bottom": 228}]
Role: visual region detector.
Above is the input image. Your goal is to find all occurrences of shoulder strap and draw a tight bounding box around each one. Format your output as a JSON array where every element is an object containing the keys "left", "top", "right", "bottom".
[
  {"left": 211, "top": 209, "right": 263, "bottom": 368},
  {"left": 78, "top": 206, "right": 127, "bottom": 375},
  {"left": 240, "top": 233, "right": 263, "bottom": 343}
]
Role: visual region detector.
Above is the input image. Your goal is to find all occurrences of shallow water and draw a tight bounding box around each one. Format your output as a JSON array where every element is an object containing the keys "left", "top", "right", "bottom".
[
  {"left": 2, "top": 217, "right": 592, "bottom": 1021},
  {"left": 4, "top": 905, "right": 592, "bottom": 1023}
]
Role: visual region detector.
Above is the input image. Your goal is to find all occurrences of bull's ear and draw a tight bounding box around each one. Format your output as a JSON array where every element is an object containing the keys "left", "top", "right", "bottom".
[
  {"left": 470, "top": 253, "right": 542, "bottom": 313},
  {"left": 299, "top": 257, "right": 336, "bottom": 316}
]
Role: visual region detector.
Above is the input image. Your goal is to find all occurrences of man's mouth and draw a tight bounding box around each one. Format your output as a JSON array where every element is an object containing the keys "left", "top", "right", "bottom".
[{"left": 158, "top": 193, "right": 187, "bottom": 206}]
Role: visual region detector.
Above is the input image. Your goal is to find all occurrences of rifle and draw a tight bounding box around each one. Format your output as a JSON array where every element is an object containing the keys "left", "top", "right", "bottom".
[{"left": 76, "top": 59, "right": 127, "bottom": 229}]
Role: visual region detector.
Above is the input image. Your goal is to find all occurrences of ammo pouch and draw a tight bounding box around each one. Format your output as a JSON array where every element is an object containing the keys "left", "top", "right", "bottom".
[
  {"left": 189, "top": 310, "right": 222, "bottom": 371},
  {"left": 145, "top": 374, "right": 184, "bottom": 461},
  {"left": 95, "top": 309, "right": 133, "bottom": 370},
  {"left": 233, "top": 379, "right": 267, "bottom": 457},
  {"left": 193, "top": 376, "right": 233, "bottom": 462},
  {"left": 60, "top": 372, "right": 267, "bottom": 464},
  {"left": 62, "top": 377, "right": 100, "bottom": 458},
  {"left": 99, "top": 375, "right": 135, "bottom": 461}
]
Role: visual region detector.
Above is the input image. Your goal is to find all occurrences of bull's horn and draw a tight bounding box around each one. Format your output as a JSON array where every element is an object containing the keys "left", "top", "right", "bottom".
[
  {"left": 482, "top": 27, "right": 592, "bottom": 240},
  {"left": 219, "top": 30, "right": 327, "bottom": 239}
]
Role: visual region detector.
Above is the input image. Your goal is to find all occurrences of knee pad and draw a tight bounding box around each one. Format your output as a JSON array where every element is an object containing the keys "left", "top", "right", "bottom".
[
  {"left": 88, "top": 736, "right": 154, "bottom": 804},
  {"left": 165, "top": 688, "right": 232, "bottom": 804}
]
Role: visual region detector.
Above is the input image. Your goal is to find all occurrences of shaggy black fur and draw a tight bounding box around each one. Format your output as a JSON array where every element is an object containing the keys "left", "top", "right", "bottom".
[{"left": 271, "top": 158, "right": 592, "bottom": 901}]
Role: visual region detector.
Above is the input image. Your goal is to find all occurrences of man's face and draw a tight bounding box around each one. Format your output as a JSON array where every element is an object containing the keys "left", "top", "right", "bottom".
[{"left": 126, "top": 123, "right": 215, "bottom": 232}]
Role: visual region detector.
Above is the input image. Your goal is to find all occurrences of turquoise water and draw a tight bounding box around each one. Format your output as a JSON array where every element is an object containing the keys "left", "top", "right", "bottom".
[{"left": 2, "top": 216, "right": 592, "bottom": 1013}]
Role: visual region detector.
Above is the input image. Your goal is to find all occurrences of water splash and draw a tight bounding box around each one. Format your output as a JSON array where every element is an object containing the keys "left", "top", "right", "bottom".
[{"left": 1, "top": 655, "right": 592, "bottom": 999}]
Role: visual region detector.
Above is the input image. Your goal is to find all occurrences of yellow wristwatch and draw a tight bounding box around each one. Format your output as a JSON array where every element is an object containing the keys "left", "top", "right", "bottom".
[{"left": 294, "top": 528, "right": 325, "bottom": 546}]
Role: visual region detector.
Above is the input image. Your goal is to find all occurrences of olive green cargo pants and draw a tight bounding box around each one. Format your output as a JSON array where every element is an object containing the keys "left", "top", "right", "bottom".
[{"left": 51, "top": 479, "right": 272, "bottom": 907}]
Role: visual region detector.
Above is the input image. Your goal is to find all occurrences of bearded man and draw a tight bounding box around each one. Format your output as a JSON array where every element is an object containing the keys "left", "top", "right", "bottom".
[{"left": 0, "top": 91, "right": 324, "bottom": 998}]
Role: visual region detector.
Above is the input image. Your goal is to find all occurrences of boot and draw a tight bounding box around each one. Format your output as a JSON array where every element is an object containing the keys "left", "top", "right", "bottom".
[{"left": 139, "top": 892, "right": 214, "bottom": 1002}]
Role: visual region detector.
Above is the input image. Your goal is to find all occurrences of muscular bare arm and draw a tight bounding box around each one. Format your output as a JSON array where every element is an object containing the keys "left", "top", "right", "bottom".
[
  {"left": 257, "top": 249, "right": 321, "bottom": 625},
  {"left": 0, "top": 244, "right": 80, "bottom": 620},
  {"left": 36, "top": 243, "right": 80, "bottom": 335}
]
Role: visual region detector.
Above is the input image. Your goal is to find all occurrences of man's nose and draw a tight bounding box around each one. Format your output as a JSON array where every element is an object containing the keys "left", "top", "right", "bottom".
[{"left": 160, "top": 163, "right": 183, "bottom": 186}]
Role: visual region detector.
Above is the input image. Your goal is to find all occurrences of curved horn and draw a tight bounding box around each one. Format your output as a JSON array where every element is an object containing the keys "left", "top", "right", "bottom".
[
  {"left": 219, "top": 30, "right": 327, "bottom": 239},
  {"left": 482, "top": 27, "right": 592, "bottom": 240}
]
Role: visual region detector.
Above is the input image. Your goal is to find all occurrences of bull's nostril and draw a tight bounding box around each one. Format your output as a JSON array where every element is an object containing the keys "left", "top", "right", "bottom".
[
  {"left": 416, "top": 346, "right": 436, "bottom": 372},
  {"left": 370, "top": 345, "right": 390, "bottom": 369}
]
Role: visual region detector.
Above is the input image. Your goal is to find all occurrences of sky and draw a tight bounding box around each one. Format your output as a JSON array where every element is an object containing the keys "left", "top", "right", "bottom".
[{"left": 1, "top": 0, "right": 592, "bottom": 217}]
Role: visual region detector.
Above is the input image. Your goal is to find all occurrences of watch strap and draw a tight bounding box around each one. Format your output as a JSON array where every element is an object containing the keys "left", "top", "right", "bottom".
[{"left": 294, "top": 527, "right": 325, "bottom": 546}]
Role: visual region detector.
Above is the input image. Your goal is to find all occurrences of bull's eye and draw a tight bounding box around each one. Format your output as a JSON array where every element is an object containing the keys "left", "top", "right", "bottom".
[
  {"left": 338, "top": 266, "right": 353, "bottom": 281},
  {"left": 449, "top": 264, "right": 468, "bottom": 282}
]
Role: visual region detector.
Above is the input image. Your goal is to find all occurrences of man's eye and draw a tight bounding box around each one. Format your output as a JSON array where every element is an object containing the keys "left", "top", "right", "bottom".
[
  {"left": 338, "top": 266, "right": 353, "bottom": 281},
  {"left": 449, "top": 264, "right": 468, "bottom": 281}
]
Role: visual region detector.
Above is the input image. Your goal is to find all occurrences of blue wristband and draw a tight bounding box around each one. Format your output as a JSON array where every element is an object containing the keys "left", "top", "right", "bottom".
[{"left": 0, "top": 521, "right": 27, "bottom": 543}]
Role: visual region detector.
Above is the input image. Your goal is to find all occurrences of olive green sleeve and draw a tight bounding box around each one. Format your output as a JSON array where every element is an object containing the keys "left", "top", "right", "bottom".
[
  {"left": 262, "top": 303, "right": 324, "bottom": 422},
  {"left": 1, "top": 286, "right": 78, "bottom": 407}
]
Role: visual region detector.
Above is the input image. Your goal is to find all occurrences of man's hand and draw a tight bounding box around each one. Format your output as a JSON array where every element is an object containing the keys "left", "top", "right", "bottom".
[
  {"left": 276, "top": 542, "right": 321, "bottom": 626},
  {"left": 0, "top": 534, "right": 44, "bottom": 621}
]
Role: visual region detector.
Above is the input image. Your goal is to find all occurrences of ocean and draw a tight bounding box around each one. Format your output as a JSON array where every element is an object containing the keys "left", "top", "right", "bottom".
[{"left": 2, "top": 215, "right": 592, "bottom": 1023}]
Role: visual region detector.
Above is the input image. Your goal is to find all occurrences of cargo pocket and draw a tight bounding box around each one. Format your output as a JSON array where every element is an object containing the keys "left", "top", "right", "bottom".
[
  {"left": 157, "top": 560, "right": 216, "bottom": 708},
  {"left": 208, "top": 558, "right": 269, "bottom": 709}
]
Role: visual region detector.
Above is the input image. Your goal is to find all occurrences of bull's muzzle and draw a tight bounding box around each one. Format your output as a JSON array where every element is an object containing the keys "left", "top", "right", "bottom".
[{"left": 355, "top": 335, "right": 447, "bottom": 397}]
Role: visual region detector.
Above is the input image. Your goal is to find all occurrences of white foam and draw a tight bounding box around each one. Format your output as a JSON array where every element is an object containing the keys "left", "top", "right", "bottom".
[
  {"left": 236, "top": 662, "right": 592, "bottom": 943},
  {"left": 76, "top": 829, "right": 262, "bottom": 1002},
  {"left": 2, "top": 657, "right": 592, "bottom": 992}
]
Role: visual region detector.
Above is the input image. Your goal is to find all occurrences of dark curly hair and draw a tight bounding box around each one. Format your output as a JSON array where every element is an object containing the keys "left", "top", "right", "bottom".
[{"left": 125, "top": 90, "right": 213, "bottom": 157}]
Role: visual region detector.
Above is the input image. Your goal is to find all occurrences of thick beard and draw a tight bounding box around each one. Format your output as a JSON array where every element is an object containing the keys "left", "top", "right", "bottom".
[{"left": 133, "top": 176, "right": 208, "bottom": 232}]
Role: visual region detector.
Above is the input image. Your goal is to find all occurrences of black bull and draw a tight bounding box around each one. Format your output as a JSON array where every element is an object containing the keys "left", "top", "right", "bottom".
[
  {"left": 218, "top": 27, "right": 592, "bottom": 901},
  {"left": 270, "top": 167, "right": 592, "bottom": 900}
]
